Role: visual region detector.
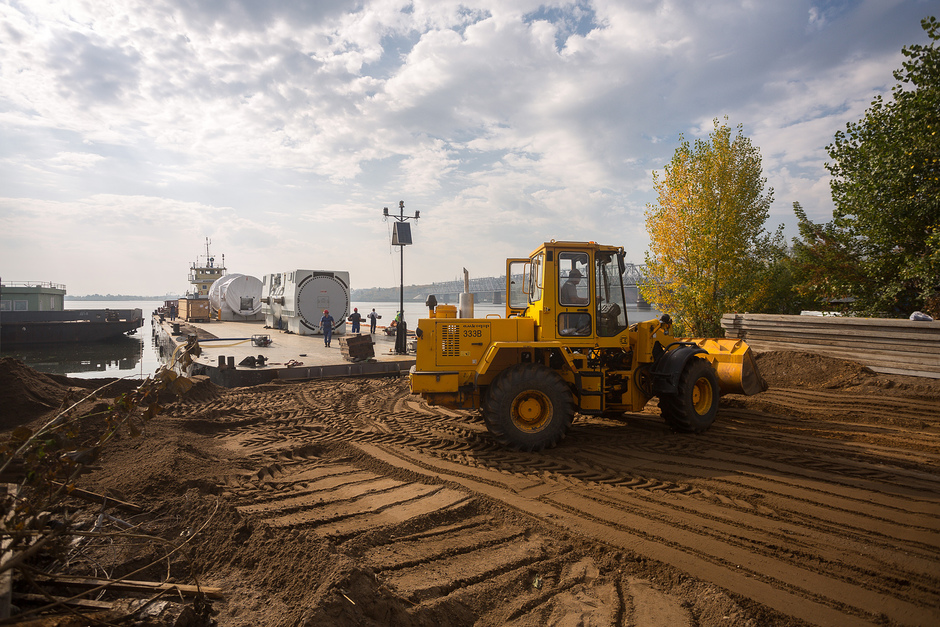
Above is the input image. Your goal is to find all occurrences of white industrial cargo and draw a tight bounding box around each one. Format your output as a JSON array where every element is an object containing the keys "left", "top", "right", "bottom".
[
  {"left": 261, "top": 272, "right": 286, "bottom": 329},
  {"left": 208, "top": 273, "right": 264, "bottom": 321},
  {"left": 282, "top": 270, "right": 350, "bottom": 335},
  {"left": 207, "top": 274, "right": 231, "bottom": 315}
]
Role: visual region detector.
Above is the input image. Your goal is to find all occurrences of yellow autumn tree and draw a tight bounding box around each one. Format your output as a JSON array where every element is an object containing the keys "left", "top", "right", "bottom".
[{"left": 642, "top": 118, "right": 783, "bottom": 336}]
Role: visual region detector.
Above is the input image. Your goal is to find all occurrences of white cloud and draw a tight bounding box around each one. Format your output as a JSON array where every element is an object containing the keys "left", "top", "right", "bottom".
[
  {"left": 45, "top": 151, "right": 107, "bottom": 171},
  {"left": 0, "top": 0, "right": 934, "bottom": 294}
]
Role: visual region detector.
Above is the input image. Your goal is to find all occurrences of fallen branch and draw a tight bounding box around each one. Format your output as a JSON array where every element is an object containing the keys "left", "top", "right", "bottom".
[
  {"left": 31, "top": 575, "right": 223, "bottom": 599},
  {"left": 51, "top": 482, "right": 143, "bottom": 515}
]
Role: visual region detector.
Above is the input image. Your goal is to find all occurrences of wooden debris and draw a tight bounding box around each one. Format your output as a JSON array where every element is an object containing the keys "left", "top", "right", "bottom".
[
  {"left": 51, "top": 482, "right": 143, "bottom": 514},
  {"left": 34, "top": 575, "right": 224, "bottom": 598},
  {"left": 1, "top": 484, "right": 19, "bottom": 620}
]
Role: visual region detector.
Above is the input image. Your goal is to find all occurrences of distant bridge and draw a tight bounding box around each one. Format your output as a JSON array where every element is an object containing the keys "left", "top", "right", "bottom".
[{"left": 426, "top": 264, "right": 653, "bottom": 305}]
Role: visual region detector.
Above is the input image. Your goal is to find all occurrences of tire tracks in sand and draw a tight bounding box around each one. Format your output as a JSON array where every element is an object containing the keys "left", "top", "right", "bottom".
[{"left": 172, "top": 375, "right": 940, "bottom": 626}]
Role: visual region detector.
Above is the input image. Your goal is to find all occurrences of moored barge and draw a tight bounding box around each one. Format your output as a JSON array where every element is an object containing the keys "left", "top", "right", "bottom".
[{"left": 0, "top": 281, "right": 143, "bottom": 346}]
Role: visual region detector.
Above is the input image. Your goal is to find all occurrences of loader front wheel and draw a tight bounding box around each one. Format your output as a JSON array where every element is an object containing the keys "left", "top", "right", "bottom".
[
  {"left": 483, "top": 364, "right": 574, "bottom": 451},
  {"left": 660, "top": 357, "right": 719, "bottom": 433}
]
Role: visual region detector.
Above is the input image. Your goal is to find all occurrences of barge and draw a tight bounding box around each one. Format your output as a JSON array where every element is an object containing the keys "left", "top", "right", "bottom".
[{"left": 0, "top": 281, "right": 144, "bottom": 346}]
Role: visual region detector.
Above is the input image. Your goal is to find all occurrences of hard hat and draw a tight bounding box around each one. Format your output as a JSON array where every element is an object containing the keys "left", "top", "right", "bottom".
[
  {"left": 354, "top": 308, "right": 358, "bottom": 312},
  {"left": 569, "top": 269, "right": 582, "bottom": 278},
  {"left": 324, "top": 309, "right": 329, "bottom": 314}
]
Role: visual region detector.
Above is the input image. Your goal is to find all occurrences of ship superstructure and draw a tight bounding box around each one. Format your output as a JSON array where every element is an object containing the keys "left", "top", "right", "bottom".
[{"left": 188, "top": 238, "right": 227, "bottom": 298}]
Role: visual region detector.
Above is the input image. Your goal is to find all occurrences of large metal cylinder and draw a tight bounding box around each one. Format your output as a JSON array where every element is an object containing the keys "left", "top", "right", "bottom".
[{"left": 458, "top": 292, "right": 474, "bottom": 318}]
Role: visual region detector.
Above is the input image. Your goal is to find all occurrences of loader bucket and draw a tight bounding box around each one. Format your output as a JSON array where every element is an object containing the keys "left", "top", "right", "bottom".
[{"left": 685, "top": 338, "right": 768, "bottom": 396}]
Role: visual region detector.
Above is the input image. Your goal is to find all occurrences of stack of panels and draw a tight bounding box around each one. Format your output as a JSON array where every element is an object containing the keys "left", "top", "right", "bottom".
[
  {"left": 721, "top": 313, "right": 940, "bottom": 379},
  {"left": 340, "top": 334, "right": 375, "bottom": 362}
]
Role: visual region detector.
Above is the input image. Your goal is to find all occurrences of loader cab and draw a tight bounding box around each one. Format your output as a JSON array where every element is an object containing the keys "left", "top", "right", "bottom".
[{"left": 506, "top": 242, "right": 629, "bottom": 344}]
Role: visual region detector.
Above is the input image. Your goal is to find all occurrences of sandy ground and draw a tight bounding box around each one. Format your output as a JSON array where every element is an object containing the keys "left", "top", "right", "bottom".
[{"left": 2, "top": 350, "right": 939, "bottom": 626}]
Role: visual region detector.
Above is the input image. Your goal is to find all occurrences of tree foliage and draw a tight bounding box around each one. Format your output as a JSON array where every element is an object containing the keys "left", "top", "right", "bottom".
[
  {"left": 642, "top": 118, "right": 785, "bottom": 336},
  {"left": 810, "top": 16, "right": 940, "bottom": 316},
  {"left": 787, "top": 201, "right": 867, "bottom": 310}
]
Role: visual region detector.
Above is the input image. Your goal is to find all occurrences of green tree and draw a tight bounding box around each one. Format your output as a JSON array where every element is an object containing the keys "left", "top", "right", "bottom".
[
  {"left": 819, "top": 16, "right": 940, "bottom": 317},
  {"left": 642, "top": 118, "right": 785, "bottom": 336},
  {"left": 788, "top": 202, "right": 865, "bottom": 311},
  {"left": 752, "top": 240, "right": 805, "bottom": 316}
]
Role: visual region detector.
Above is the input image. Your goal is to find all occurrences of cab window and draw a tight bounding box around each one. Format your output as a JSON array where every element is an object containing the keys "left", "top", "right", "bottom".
[
  {"left": 559, "top": 252, "right": 590, "bottom": 306},
  {"left": 529, "top": 253, "right": 544, "bottom": 303},
  {"left": 508, "top": 260, "right": 528, "bottom": 310},
  {"left": 595, "top": 252, "right": 629, "bottom": 336},
  {"left": 558, "top": 312, "right": 592, "bottom": 336}
]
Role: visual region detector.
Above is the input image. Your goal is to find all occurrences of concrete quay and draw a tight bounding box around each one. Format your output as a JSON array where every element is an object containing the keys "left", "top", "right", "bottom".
[{"left": 152, "top": 316, "right": 415, "bottom": 387}]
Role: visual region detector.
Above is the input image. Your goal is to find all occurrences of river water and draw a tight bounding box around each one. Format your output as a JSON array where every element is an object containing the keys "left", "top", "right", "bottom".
[
  {"left": 2, "top": 299, "right": 661, "bottom": 379},
  {"left": 1, "top": 300, "right": 165, "bottom": 380}
]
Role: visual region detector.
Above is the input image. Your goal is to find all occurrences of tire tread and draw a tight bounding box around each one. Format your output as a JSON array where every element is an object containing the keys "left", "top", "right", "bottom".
[
  {"left": 483, "top": 363, "right": 574, "bottom": 451},
  {"left": 660, "top": 358, "right": 719, "bottom": 433}
]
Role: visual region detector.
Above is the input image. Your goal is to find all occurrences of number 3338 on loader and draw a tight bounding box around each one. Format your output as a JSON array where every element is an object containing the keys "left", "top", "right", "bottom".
[{"left": 409, "top": 240, "right": 767, "bottom": 452}]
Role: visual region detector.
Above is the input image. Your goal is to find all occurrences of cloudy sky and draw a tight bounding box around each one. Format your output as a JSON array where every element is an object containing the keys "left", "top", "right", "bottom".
[{"left": 0, "top": 0, "right": 933, "bottom": 296}]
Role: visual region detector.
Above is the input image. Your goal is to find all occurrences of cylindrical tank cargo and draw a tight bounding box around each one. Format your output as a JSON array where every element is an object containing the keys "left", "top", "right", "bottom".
[
  {"left": 283, "top": 270, "right": 350, "bottom": 335},
  {"left": 208, "top": 273, "right": 241, "bottom": 317},
  {"left": 208, "top": 274, "right": 263, "bottom": 320},
  {"left": 221, "top": 274, "right": 263, "bottom": 318}
]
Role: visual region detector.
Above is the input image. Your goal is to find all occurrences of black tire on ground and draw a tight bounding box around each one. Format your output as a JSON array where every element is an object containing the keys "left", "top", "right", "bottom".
[
  {"left": 660, "top": 357, "right": 719, "bottom": 433},
  {"left": 482, "top": 363, "right": 575, "bottom": 451}
]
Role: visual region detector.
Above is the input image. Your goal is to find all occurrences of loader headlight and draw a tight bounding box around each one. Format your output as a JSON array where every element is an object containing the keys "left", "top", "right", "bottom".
[{"left": 415, "top": 327, "right": 423, "bottom": 339}]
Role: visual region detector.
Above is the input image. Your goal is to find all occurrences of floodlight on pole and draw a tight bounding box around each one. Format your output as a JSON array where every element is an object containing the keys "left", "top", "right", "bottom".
[{"left": 383, "top": 200, "right": 420, "bottom": 354}]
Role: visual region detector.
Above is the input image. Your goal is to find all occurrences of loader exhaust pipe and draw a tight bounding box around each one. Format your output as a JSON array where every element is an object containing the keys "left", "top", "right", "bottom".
[{"left": 459, "top": 267, "right": 474, "bottom": 318}]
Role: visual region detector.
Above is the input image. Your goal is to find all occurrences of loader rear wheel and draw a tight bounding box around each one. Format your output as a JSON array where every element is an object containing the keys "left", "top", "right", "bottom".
[
  {"left": 660, "top": 357, "right": 719, "bottom": 433},
  {"left": 483, "top": 364, "right": 574, "bottom": 452}
]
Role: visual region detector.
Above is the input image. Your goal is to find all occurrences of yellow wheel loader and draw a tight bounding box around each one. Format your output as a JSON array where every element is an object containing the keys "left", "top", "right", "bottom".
[{"left": 409, "top": 241, "right": 766, "bottom": 451}]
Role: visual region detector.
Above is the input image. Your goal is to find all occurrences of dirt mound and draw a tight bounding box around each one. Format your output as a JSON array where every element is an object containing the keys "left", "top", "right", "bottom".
[
  {"left": 153, "top": 374, "right": 225, "bottom": 409},
  {"left": 0, "top": 356, "right": 70, "bottom": 428},
  {"left": 78, "top": 419, "right": 236, "bottom": 503},
  {"left": 45, "top": 373, "right": 144, "bottom": 396},
  {"left": 755, "top": 350, "right": 875, "bottom": 389},
  {"left": 178, "top": 375, "right": 224, "bottom": 403},
  {"left": 0, "top": 357, "right": 171, "bottom": 433},
  {"left": 755, "top": 350, "right": 940, "bottom": 399}
]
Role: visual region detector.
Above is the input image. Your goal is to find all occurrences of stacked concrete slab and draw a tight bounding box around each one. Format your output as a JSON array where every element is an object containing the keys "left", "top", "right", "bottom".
[{"left": 722, "top": 313, "right": 940, "bottom": 379}]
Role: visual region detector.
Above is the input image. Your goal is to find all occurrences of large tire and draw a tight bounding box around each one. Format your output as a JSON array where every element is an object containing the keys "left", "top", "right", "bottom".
[
  {"left": 660, "top": 357, "right": 719, "bottom": 433},
  {"left": 482, "top": 363, "right": 575, "bottom": 451}
]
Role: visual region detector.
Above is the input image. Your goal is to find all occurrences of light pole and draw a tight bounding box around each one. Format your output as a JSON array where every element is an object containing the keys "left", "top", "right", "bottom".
[{"left": 383, "top": 200, "right": 419, "bottom": 354}]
